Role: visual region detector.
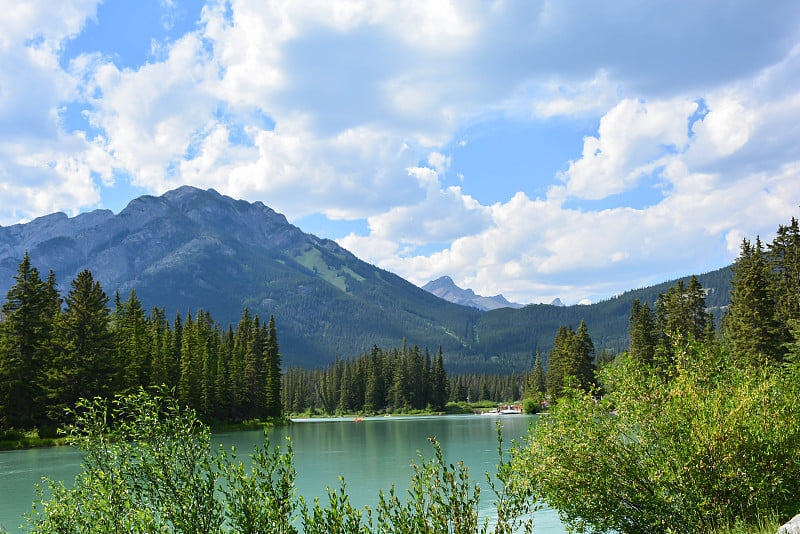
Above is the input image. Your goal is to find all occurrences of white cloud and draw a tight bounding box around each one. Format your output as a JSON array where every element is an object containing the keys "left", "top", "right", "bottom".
[
  {"left": 0, "top": 0, "right": 106, "bottom": 223},
  {"left": 3, "top": 0, "right": 800, "bottom": 304},
  {"left": 557, "top": 98, "right": 698, "bottom": 200}
]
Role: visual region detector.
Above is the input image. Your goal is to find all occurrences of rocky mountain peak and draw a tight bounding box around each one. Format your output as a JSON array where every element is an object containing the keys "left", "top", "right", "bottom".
[{"left": 422, "top": 276, "right": 522, "bottom": 311}]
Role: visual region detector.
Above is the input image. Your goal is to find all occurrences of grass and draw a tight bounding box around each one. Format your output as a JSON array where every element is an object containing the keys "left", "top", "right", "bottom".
[{"left": 712, "top": 511, "right": 785, "bottom": 534}]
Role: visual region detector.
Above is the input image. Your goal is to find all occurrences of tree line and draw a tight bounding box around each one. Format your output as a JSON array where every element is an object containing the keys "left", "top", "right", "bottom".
[
  {"left": 283, "top": 344, "right": 528, "bottom": 415},
  {"left": 0, "top": 254, "right": 283, "bottom": 433},
  {"left": 0, "top": 254, "right": 533, "bottom": 433}
]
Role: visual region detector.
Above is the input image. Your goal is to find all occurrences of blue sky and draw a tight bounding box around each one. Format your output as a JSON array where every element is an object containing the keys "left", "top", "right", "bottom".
[{"left": 2, "top": 1, "right": 800, "bottom": 305}]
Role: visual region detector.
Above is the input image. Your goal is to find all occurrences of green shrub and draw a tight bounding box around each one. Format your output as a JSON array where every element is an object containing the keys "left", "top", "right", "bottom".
[
  {"left": 517, "top": 340, "right": 800, "bottom": 534},
  {"left": 25, "top": 388, "right": 537, "bottom": 533},
  {"left": 522, "top": 397, "right": 540, "bottom": 414}
]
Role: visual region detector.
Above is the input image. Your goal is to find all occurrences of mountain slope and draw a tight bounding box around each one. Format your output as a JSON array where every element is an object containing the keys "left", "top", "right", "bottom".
[
  {"left": 0, "top": 187, "right": 480, "bottom": 367},
  {"left": 457, "top": 266, "right": 732, "bottom": 373},
  {"left": 0, "top": 186, "right": 733, "bottom": 372},
  {"left": 422, "top": 276, "right": 523, "bottom": 311}
]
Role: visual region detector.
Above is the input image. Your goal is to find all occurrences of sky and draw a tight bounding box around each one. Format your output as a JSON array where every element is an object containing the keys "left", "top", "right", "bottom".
[{"left": 2, "top": 0, "right": 800, "bottom": 305}]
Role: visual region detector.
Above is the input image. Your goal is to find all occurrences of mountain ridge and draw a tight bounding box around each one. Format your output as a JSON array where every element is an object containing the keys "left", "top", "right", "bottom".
[
  {"left": 0, "top": 186, "right": 733, "bottom": 372},
  {"left": 422, "top": 275, "right": 524, "bottom": 311},
  {"left": 0, "top": 186, "right": 481, "bottom": 368}
]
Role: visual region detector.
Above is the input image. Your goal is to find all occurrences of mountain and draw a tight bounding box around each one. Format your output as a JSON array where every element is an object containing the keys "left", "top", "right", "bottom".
[
  {"left": 0, "top": 186, "right": 734, "bottom": 373},
  {"left": 0, "top": 186, "right": 480, "bottom": 367},
  {"left": 550, "top": 298, "right": 564, "bottom": 307},
  {"left": 422, "top": 276, "right": 524, "bottom": 311},
  {"left": 463, "top": 265, "right": 732, "bottom": 373}
]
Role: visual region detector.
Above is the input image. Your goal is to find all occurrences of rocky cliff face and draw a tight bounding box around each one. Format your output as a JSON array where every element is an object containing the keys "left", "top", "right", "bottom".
[{"left": 422, "top": 275, "right": 523, "bottom": 311}]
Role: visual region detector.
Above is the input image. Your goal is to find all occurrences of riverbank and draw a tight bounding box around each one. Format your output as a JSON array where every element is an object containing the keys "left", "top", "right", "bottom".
[
  {"left": 284, "top": 400, "right": 519, "bottom": 419},
  {"left": 0, "top": 417, "right": 292, "bottom": 451},
  {"left": 0, "top": 433, "right": 67, "bottom": 450},
  {"left": 210, "top": 416, "right": 291, "bottom": 433},
  {"left": 0, "top": 401, "right": 525, "bottom": 450}
]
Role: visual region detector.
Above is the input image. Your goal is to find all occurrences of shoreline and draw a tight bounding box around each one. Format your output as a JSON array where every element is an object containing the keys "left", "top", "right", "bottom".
[{"left": 1, "top": 402, "right": 527, "bottom": 451}]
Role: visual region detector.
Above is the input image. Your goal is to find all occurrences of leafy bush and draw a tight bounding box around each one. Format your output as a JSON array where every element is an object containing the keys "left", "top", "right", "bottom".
[
  {"left": 522, "top": 397, "right": 541, "bottom": 414},
  {"left": 517, "top": 340, "right": 800, "bottom": 534},
  {"left": 25, "top": 387, "right": 537, "bottom": 533}
]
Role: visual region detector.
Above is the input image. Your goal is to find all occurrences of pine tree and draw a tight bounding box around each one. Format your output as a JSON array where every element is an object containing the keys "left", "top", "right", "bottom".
[
  {"left": 723, "top": 238, "right": 782, "bottom": 364},
  {"left": 0, "top": 253, "right": 51, "bottom": 429},
  {"left": 430, "top": 346, "right": 449, "bottom": 411},
  {"left": 178, "top": 312, "right": 202, "bottom": 413},
  {"left": 768, "top": 217, "right": 800, "bottom": 350},
  {"left": 545, "top": 326, "right": 568, "bottom": 398},
  {"left": 263, "top": 316, "right": 282, "bottom": 418},
  {"left": 576, "top": 319, "right": 595, "bottom": 390},
  {"left": 364, "top": 346, "right": 384, "bottom": 413},
  {"left": 629, "top": 299, "right": 657, "bottom": 366},
  {"left": 527, "top": 349, "right": 545, "bottom": 397},
  {"left": 116, "top": 290, "right": 151, "bottom": 392},
  {"left": 655, "top": 277, "right": 710, "bottom": 346},
  {"left": 51, "top": 270, "right": 114, "bottom": 419}
]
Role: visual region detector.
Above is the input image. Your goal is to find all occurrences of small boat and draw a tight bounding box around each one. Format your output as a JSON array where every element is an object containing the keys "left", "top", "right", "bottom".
[
  {"left": 353, "top": 417, "right": 364, "bottom": 422},
  {"left": 481, "top": 408, "right": 500, "bottom": 416}
]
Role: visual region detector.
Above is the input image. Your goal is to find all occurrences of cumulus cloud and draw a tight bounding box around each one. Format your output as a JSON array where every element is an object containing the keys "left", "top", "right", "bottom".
[
  {"left": 556, "top": 98, "right": 698, "bottom": 200},
  {"left": 0, "top": 0, "right": 105, "bottom": 223},
  {"left": 3, "top": 0, "right": 800, "bottom": 304}
]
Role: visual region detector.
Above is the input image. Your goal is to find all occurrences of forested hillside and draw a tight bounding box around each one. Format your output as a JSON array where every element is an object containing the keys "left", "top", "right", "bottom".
[
  {"left": 0, "top": 186, "right": 734, "bottom": 374},
  {"left": 447, "top": 266, "right": 731, "bottom": 373}
]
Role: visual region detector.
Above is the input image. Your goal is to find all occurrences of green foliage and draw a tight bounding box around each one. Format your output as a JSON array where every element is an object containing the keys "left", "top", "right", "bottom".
[
  {"left": 0, "top": 258, "right": 286, "bottom": 432},
  {"left": 283, "top": 342, "right": 464, "bottom": 415},
  {"left": 217, "top": 436, "right": 298, "bottom": 534},
  {"left": 27, "top": 389, "right": 223, "bottom": 533},
  {"left": 521, "top": 396, "right": 541, "bottom": 414},
  {"left": 518, "top": 340, "right": 800, "bottom": 534},
  {"left": 48, "top": 269, "right": 115, "bottom": 424},
  {"left": 628, "top": 298, "right": 657, "bottom": 366},
  {"left": 545, "top": 321, "right": 595, "bottom": 398},
  {"left": 525, "top": 349, "right": 545, "bottom": 398},
  {"left": 0, "top": 252, "right": 53, "bottom": 428},
  {"left": 374, "top": 428, "right": 536, "bottom": 534},
  {"left": 375, "top": 436, "right": 486, "bottom": 534},
  {"left": 723, "top": 238, "right": 782, "bottom": 364},
  {"left": 467, "top": 266, "right": 731, "bottom": 373},
  {"left": 24, "top": 390, "right": 537, "bottom": 534}
]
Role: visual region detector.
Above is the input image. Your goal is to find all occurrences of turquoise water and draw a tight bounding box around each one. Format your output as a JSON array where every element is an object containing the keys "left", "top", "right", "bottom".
[{"left": 0, "top": 414, "right": 566, "bottom": 532}]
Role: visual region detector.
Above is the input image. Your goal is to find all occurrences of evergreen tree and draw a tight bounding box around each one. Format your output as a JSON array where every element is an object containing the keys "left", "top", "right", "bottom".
[
  {"left": 178, "top": 312, "right": 202, "bottom": 413},
  {"left": 364, "top": 346, "right": 384, "bottom": 413},
  {"left": 723, "top": 238, "right": 782, "bottom": 364},
  {"left": 50, "top": 270, "right": 114, "bottom": 420},
  {"left": 545, "top": 326, "right": 568, "bottom": 398},
  {"left": 575, "top": 319, "right": 595, "bottom": 390},
  {"left": 116, "top": 290, "right": 151, "bottom": 392},
  {"left": 628, "top": 299, "right": 657, "bottom": 366},
  {"left": 263, "top": 316, "right": 282, "bottom": 418},
  {"left": 149, "top": 307, "right": 172, "bottom": 388},
  {"left": 430, "top": 346, "right": 449, "bottom": 411},
  {"left": 655, "top": 276, "right": 710, "bottom": 347},
  {"left": 768, "top": 217, "right": 800, "bottom": 351},
  {"left": 0, "top": 253, "right": 50, "bottom": 428},
  {"left": 527, "top": 349, "right": 545, "bottom": 397}
]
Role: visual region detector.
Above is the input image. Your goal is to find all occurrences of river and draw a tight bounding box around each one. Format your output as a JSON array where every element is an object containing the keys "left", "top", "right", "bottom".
[{"left": 0, "top": 414, "right": 566, "bottom": 532}]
